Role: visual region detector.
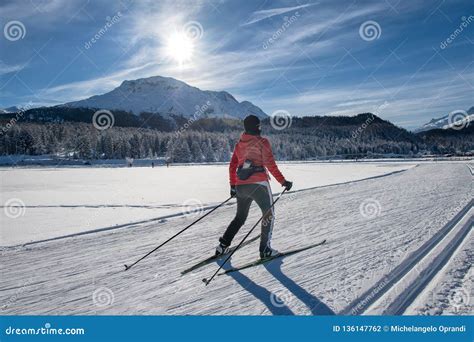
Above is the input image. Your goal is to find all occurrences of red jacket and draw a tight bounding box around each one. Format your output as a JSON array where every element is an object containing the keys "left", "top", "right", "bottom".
[{"left": 229, "top": 133, "right": 286, "bottom": 186}]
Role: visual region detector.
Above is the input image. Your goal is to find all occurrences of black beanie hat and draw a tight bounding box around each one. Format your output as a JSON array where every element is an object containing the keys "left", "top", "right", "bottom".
[{"left": 243, "top": 115, "right": 261, "bottom": 135}]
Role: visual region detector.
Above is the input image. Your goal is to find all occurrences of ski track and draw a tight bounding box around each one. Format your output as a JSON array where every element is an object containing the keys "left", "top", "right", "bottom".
[
  {"left": 355, "top": 204, "right": 473, "bottom": 315},
  {"left": 0, "top": 163, "right": 472, "bottom": 315},
  {"left": 405, "top": 229, "right": 473, "bottom": 315}
]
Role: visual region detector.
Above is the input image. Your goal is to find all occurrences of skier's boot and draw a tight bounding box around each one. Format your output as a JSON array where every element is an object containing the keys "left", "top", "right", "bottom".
[
  {"left": 260, "top": 246, "right": 280, "bottom": 260},
  {"left": 215, "top": 242, "right": 229, "bottom": 256}
]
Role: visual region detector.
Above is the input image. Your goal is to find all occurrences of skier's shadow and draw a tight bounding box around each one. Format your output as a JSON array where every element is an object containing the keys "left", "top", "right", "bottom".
[
  {"left": 263, "top": 258, "right": 335, "bottom": 315},
  {"left": 220, "top": 258, "right": 334, "bottom": 315},
  {"left": 221, "top": 261, "right": 295, "bottom": 315}
]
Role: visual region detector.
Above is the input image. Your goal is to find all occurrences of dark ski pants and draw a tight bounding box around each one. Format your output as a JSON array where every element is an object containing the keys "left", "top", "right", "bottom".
[{"left": 220, "top": 183, "right": 274, "bottom": 252}]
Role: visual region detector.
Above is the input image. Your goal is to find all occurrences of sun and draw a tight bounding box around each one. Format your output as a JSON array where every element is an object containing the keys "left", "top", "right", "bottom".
[{"left": 164, "top": 31, "right": 195, "bottom": 65}]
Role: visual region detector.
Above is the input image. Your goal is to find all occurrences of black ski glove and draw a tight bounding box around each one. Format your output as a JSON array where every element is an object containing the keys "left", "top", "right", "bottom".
[
  {"left": 230, "top": 185, "right": 237, "bottom": 197},
  {"left": 282, "top": 180, "right": 293, "bottom": 191}
]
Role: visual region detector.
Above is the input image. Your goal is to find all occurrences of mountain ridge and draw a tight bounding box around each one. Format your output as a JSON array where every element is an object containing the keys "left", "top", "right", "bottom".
[
  {"left": 1, "top": 107, "right": 472, "bottom": 160},
  {"left": 61, "top": 75, "right": 267, "bottom": 120},
  {"left": 414, "top": 106, "right": 474, "bottom": 133}
]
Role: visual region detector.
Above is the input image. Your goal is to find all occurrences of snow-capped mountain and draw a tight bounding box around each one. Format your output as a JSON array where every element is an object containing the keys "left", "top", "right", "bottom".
[
  {"left": 62, "top": 76, "right": 267, "bottom": 119},
  {"left": 0, "top": 106, "right": 21, "bottom": 114},
  {"left": 414, "top": 107, "right": 474, "bottom": 132}
]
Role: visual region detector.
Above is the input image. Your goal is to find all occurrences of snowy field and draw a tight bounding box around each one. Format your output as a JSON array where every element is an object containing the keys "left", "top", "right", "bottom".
[
  {"left": 0, "top": 161, "right": 472, "bottom": 316},
  {"left": 0, "top": 161, "right": 417, "bottom": 246}
]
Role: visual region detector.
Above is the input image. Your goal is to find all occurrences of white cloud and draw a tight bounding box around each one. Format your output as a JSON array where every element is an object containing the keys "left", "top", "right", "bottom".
[
  {"left": 38, "top": 0, "right": 388, "bottom": 103},
  {"left": 39, "top": 62, "right": 160, "bottom": 102},
  {"left": 241, "top": 3, "right": 317, "bottom": 26},
  {"left": 0, "top": 61, "right": 27, "bottom": 76},
  {"left": 16, "top": 0, "right": 471, "bottom": 129},
  {"left": 335, "top": 99, "right": 380, "bottom": 107},
  {"left": 252, "top": 69, "right": 474, "bottom": 128},
  {"left": 0, "top": 0, "right": 85, "bottom": 24}
]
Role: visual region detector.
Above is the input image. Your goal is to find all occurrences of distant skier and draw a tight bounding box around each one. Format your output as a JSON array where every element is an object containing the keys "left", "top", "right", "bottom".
[{"left": 216, "top": 115, "right": 293, "bottom": 259}]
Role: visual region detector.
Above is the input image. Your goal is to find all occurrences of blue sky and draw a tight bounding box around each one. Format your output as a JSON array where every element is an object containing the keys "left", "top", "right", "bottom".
[{"left": 0, "top": 0, "right": 473, "bottom": 129}]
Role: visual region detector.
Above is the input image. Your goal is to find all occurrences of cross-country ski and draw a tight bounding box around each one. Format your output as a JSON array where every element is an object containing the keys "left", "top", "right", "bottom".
[
  {"left": 181, "top": 234, "right": 261, "bottom": 275},
  {"left": 219, "top": 239, "right": 327, "bottom": 275}
]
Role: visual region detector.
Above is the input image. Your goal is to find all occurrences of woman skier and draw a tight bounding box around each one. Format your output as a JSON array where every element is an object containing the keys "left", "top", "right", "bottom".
[{"left": 216, "top": 114, "right": 293, "bottom": 259}]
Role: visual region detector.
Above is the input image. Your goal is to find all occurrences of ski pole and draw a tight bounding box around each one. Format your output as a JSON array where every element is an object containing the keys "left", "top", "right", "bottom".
[
  {"left": 202, "top": 189, "right": 287, "bottom": 286},
  {"left": 124, "top": 196, "right": 234, "bottom": 271}
]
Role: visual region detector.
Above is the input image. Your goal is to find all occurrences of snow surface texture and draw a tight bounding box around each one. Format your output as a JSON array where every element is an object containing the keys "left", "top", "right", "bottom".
[
  {"left": 0, "top": 162, "right": 416, "bottom": 246},
  {"left": 0, "top": 162, "right": 472, "bottom": 315},
  {"left": 63, "top": 75, "right": 266, "bottom": 119},
  {"left": 405, "top": 227, "right": 473, "bottom": 315},
  {"left": 361, "top": 205, "right": 473, "bottom": 315}
]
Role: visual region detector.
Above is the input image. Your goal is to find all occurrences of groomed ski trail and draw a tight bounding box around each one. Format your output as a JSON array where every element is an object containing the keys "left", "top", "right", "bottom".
[
  {"left": 0, "top": 163, "right": 472, "bottom": 315},
  {"left": 341, "top": 200, "right": 473, "bottom": 315}
]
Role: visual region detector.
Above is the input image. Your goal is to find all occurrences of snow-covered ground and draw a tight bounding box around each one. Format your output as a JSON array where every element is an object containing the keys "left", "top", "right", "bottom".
[
  {"left": 0, "top": 162, "right": 416, "bottom": 246},
  {"left": 405, "top": 226, "right": 473, "bottom": 315},
  {"left": 0, "top": 162, "right": 472, "bottom": 315},
  {"left": 361, "top": 205, "right": 473, "bottom": 315}
]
